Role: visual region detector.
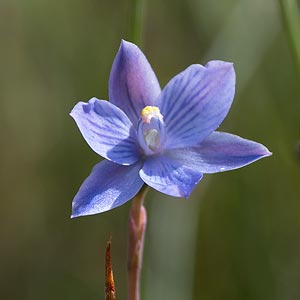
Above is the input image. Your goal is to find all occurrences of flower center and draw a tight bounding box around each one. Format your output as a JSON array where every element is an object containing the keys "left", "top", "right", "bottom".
[
  {"left": 144, "top": 129, "right": 160, "bottom": 151},
  {"left": 140, "top": 106, "right": 163, "bottom": 124},
  {"left": 138, "top": 106, "right": 165, "bottom": 155}
]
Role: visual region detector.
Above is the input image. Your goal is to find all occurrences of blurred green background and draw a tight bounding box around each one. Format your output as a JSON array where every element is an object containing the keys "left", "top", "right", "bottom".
[{"left": 1, "top": 0, "right": 300, "bottom": 299}]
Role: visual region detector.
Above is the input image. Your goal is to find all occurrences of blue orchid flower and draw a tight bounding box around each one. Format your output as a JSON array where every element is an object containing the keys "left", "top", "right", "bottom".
[{"left": 70, "top": 40, "right": 271, "bottom": 218}]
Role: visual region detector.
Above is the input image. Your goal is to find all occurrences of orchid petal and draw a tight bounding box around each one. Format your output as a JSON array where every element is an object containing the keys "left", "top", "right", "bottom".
[
  {"left": 71, "top": 160, "right": 144, "bottom": 217},
  {"left": 159, "top": 61, "right": 235, "bottom": 149},
  {"left": 70, "top": 98, "right": 140, "bottom": 165},
  {"left": 109, "top": 40, "right": 161, "bottom": 127},
  {"left": 167, "top": 131, "right": 272, "bottom": 173},
  {"left": 140, "top": 155, "right": 203, "bottom": 197}
]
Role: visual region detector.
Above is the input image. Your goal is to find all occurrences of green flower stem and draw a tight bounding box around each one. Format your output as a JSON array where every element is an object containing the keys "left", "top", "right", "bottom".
[
  {"left": 128, "top": 185, "right": 148, "bottom": 300},
  {"left": 279, "top": 0, "right": 300, "bottom": 79},
  {"left": 130, "top": 0, "right": 146, "bottom": 46}
]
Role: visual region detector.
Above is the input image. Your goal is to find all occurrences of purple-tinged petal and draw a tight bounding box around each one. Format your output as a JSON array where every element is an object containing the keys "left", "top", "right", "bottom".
[
  {"left": 158, "top": 61, "right": 235, "bottom": 149},
  {"left": 109, "top": 40, "right": 161, "bottom": 127},
  {"left": 139, "top": 155, "right": 203, "bottom": 198},
  {"left": 71, "top": 160, "right": 144, "bottom": 217},
  {"left": 167, "top": 131, "right": 272, "bottom": 174},
  {"left": 70, "top": 98, "right": 140, "bottom": 165}
]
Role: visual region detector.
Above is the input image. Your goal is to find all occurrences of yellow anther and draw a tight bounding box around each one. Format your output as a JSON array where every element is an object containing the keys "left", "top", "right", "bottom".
[{"left": 140, "top": 106, "right": 163, "bottom": 123}]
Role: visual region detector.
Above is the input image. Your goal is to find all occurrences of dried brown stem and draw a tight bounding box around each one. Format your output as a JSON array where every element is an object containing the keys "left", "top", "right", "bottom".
[{"left": 105, "top": 238, "right": 116, "bottom": 300}]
